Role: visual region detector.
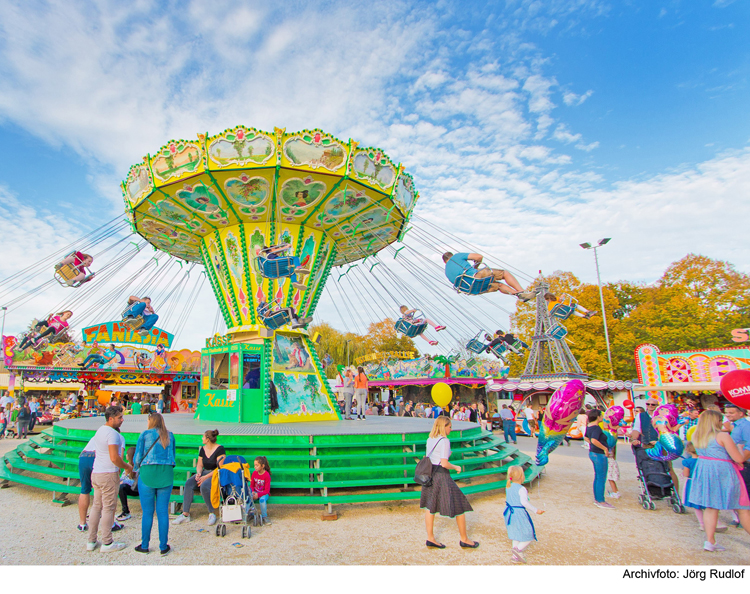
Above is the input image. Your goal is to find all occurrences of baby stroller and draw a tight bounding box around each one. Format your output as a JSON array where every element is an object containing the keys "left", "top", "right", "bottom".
[
  {"left": 633, "top": 446, "right": 686, "bottom": 513},
  {"left": 215, "top": 455, "right": 257, "bottom": 539}
]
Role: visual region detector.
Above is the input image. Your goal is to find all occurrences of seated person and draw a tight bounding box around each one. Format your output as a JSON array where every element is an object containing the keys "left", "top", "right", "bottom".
[
  {"left": 79, "top": 344, "right": 118, "bottom": 369},
  {"left": 257, "top": 300, "right": 312, "bottom": 329},
  {"left": 260, "top": 244, "right": 310, "bottom": 290},
  {"left": 123, "top": 296, "right": 159, "bottom": 336},
  {"left": 56, "top": 252, "right": 95, "bottom": 285},
  {"left": 442, "top": 252, "right": 535, "bottom": 301},
  {"left": 501, "top": 332, "right": 528, "bottom": 351},
  {"left": 544, "top": 293, "right": 597, "bottom": 319},
  {"left": 484, "top": 330, "right": 509, "bottom": 354},
  {"left": 17, "top": 311, "right": 73, "bottom": 350},
  {"left": 116, "top": 447, "right": 138, "bottom": 521},
  {"left": 398, "top": 306, "right": 445, "bottom": 347}
]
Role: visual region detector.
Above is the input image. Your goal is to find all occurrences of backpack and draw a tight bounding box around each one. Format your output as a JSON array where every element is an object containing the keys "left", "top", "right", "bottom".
[{"left": 414, "top": 437, "right": 446, "bottom": 487}]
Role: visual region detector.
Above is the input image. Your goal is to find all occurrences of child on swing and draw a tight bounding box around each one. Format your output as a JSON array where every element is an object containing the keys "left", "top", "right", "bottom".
[
  {"left": 56, "top": 252, "right": 95, "bottom": 286},
  {"left": 398, "top": 306, "right": 445, "bottom": 347},
  {"left": 17, "top": 311, "right": 73, "bottom": 350}
]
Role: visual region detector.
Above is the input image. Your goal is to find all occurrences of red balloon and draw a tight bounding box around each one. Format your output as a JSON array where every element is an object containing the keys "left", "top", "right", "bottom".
[
  {"left": 622, "top": 399, "right": 634, "bottom": 409},
  {"left": 720, "top": 369, "right": 750, "bottom": 410}
]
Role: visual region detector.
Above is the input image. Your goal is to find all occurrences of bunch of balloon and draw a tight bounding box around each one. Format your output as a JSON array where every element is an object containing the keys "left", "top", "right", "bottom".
[
  {"left": 431, "top": 382, "right": 452, "bottom": 410},
  {"left": 645, "top": 404, "right": 684, "bottom": 462},
  {"left": 602, "top": 405, "right": 624, "bottom": 449},
  {"left": 535, "top": 379, "right": 586, "bottom": 466}
]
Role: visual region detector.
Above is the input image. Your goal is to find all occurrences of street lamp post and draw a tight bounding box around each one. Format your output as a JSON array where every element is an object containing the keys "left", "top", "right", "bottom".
[
  {"left": 1, "top": 306, "right": 7, "bottom": 344},
  {"left": 345, "top": 339, "right": 351, "bottom": 367},
  {"left": 580, "top": 238, "right": 614, "bottom": 379}
]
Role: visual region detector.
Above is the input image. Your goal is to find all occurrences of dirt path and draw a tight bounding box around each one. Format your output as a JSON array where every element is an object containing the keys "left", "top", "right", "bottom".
[{"left": 0, "top": 435, "right": 747, "bottom": 565}]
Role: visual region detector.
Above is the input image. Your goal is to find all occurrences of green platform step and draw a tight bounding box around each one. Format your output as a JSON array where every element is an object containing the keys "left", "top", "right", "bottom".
[{"left": 1, "top": 424, "right": 542, "bottom": 508}]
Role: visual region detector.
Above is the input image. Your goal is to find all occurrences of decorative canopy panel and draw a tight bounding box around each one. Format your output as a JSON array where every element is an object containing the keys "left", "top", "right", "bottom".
[{"left": 123, "top": 126, "right": 419, "bottom": 268}]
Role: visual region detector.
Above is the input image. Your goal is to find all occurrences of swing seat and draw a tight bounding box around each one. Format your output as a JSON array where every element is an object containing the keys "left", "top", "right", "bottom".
[
  {"left": 546, "top": 323, "right": 568, "bottom": 340},
  {"left": 257, "top": 303, "right": 292, "bottom": 330},
  {"left": 257, "top": 255, "right": 297, "bottom": 280},
  {"left": 487, "top": 343, "right": 509, "bottom": 358},
  {"left": 466, "top": 338, "right": 486, "bottom": 354},
  {"left": 452, "top": 271, "right": 493, "bottom": 296},
  {"left": 394, "top": 318, "right": 427, "bottom": 338},
  {"left": 550, "top": 294, "right": 578, "bottom": 321},
  {"left": 122, "top": 304, "right": 146, "bottom": 330}
]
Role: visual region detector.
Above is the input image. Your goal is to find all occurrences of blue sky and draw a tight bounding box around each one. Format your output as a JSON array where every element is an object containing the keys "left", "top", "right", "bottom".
[{"left": 0, "top": 0, "right": 748, "bottom": 350}]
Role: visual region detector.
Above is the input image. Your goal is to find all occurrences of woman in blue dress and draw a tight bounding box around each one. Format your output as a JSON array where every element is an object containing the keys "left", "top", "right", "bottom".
[
  {"left": 503, "top": 466, "right": 544, "bottom": 563},
  {"left": 687, "top": 410, "right": 750, "bottom": 552},
  {"left": 681, "top": 442, "right": 729, "bottom": 533}
]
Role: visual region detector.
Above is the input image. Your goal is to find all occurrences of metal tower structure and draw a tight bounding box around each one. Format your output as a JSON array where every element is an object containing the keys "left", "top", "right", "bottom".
[{"left": 521, "top": 278, "right": 586, "bottom": 381}]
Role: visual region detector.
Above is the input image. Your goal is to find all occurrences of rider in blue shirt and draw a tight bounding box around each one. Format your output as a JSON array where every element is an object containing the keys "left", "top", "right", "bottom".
[{"left": 442, "top": 252, "right": 535, "bottom": 301}]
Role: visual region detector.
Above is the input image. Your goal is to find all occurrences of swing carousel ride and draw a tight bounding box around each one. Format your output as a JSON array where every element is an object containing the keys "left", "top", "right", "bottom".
[{"left": 0, "top": 124, "right": 611, "bottom": 512}]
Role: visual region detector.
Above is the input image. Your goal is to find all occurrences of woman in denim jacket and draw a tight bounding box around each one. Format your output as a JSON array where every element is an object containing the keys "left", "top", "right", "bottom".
[{"left": 133, "top": 413, "right": 176, "bottom": 555}]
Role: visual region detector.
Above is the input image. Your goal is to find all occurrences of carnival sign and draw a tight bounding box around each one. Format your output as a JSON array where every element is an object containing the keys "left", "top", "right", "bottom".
[{"left": 82, "top": 322, "right": 173, "bottom": 348}]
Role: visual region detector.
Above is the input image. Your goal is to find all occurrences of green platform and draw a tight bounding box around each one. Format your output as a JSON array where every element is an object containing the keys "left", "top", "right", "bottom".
[{"left": 0, "top": 415, "right": 542, "bottom": 511}]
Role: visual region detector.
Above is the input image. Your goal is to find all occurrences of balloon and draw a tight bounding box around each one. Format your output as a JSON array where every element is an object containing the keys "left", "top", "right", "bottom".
[
  {"left": 96, "top": 390, "right": 110, "bottom": 406},
  {"left": 686, "top": 425, "right": 697, "bottom": 442},
  {"left": 605, "top": 405, "right": 624, "bottom": 428},
  {"left": 720, "top": 369, "right": 750, "bottom": 409},
  {"left": 535, "top": 380, "right": 586, "bottom": 466},
  {"left": 622, "top": 399, "right": 634, "bottom": 410},
  {"left": 645, "top": 403, "right": 684, "bottom": 462},
  {"left": 431, "top": 382, "right": 452, "bottom": 408}
]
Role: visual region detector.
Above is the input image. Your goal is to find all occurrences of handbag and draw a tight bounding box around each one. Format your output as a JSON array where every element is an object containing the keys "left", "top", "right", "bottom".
[
  {"left": 414, "top": 437, "right": 446, "bottom": 487},
  {"left": 133, "top": 435, "right": 159, "bottom": 483}
]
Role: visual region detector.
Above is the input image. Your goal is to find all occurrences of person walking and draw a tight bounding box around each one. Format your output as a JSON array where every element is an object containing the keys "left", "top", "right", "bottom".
[
  {"left": 504, "top": 465, "right": 544, "bottom": 563},
  {"left": 421, "top": 416, "right": 478, "bottom": 549},
  {"left": 523, "top": 403, "right": 538, "bottom": 437},
  {"left": 500, "top": 405, "right": 516, "bottom": 444},
  {"left": 16, "top": 402, "right": 31, "bottom": 440},
  {"left": 354, "top": 367, "right": 368, "bottom": 421},
  {"left": 687, "top": 410, "right": 750, "bottom": 551},
  {"left": 28, "top": 397, "right": 39, "bottom": 432},
  {"left": 173, "top": 429, "right": 225, "bottom": 526},
  {"left": 342, "top": 368, "right": 355, "bottom": 420},
  {"left": 133, "top": 413, "right": 176, "bottom": 555},
  {"left": 585, "top": 409, "right": 614, "bottom": 510},
  {"left": 86, "top": 405, "right": 132, "bottom": 552}
]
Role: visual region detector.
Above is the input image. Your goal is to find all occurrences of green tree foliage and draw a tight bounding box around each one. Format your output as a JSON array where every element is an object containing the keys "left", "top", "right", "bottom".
[
  {"left": 310, "top": 319, "right": 417, "bottom": 378},
  {"left": 508, "top": 254, "right": 750, "bottom": 381}
]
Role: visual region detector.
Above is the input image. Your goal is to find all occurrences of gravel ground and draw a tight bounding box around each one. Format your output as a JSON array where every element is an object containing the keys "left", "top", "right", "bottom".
[{"left": 1, "top": 434, "right": 748, "bottom": 565}]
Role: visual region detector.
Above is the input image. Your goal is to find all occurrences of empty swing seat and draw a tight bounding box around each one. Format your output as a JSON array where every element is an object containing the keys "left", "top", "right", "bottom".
[
  {"left": 546, "top": 323, "right": 568, "bottom": 340},
  {"left": 453, "top": 271, "right": 493, "bottom": 296},
  {"left": 394, "top": 318, "right": 427, "bottom": 338},
  {"left": 466, "top": 338, "right": 486, "bottom": 354},
  {"left": 257, "top": 255, "right": 297, "bottom": 279},
  {"left": 488, "top": 343, "right": 509, "bottom": 358}
]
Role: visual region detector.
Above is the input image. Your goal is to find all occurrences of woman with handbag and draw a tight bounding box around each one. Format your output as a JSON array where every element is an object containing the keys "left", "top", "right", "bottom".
[
  {"left": 421, "top": 416, "right": 478, "bottom": 549},
  {"left": 133, "top": 413, "right": 176, "bottom": 555}
]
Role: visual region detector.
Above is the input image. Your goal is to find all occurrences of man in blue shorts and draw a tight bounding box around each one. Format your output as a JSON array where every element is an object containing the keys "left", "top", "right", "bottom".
[{"left": 442, "top": 252, "right": 535, "bottom": 301}]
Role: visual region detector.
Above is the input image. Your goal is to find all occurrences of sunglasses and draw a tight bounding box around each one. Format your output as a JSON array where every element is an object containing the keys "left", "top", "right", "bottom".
[{"left": 646, "top": 403, "right": 657, "bottom": 407}]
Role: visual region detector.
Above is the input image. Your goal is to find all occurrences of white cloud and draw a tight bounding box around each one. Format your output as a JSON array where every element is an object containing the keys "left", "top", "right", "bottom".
[{"left": 562, "top": 89, "right": 593, "bottom": 106}]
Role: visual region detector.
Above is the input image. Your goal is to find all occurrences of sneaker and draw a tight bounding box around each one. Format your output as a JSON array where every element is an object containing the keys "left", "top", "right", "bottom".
[
  {"left": 594, "top": 501, "right": 615, "bottom": 509},
  {"left": 86, "top": 541, "right": 100, "bottom": 551},
  {"left": 512, "top": 547, "right": 526, "bottom": 563},
  {"left": 703, "top": 541, "right": 726, "bottom": 552},
  {"left": 729, "top": 519, "right": 740, "bottom": 527},
  {"left": 137, "top": 329, "right": 149, "bottom": 336},
  {"left": 77, "top": 524, "right": 88, "bottom": 532},
  {"left": 101, "top": 541, "right": 127, "bottom": 553},
  {"left": 515, "top": 291, "right": 536, "bottom": 302},
  {"left": 292, "top": 282, "right": 307, "bottom": 291},
  {"left": 207, "top": 513, "right": 217, "bottom": 526},
  {"left": 294, "top": 267, "right": 311, "bottom": 275},
  {"left": 585, "top": 311, "right": 598, "bottom": 319},
  {"left": 116, "top": 513, "right": 131, "bottom": 522},
  {"left": 716, "top": 525, "right": 729, "bottom": 533},
  {"left": 429, "top": 340, "right": 438, "bottom": 346},
  {"left": 172, "top": 514, "right": 191, "bottom": 525},
  {"left": 134, "top": 544, "right": 149, "bottom": 554},
  {"left": 434, "top": 325, "right": 446, "bottom": 332},
  {"left": 262, "top": 517, "right": 271, "bottom": 525},
  {"left": 160, "top": 545, "right": 171, "bottom": 556},
  {"left": 112, "top": 522, "right": 124, "bottom": 532},
  {"left": 606, "top": 492, "right": 621, "bottom": 499}
]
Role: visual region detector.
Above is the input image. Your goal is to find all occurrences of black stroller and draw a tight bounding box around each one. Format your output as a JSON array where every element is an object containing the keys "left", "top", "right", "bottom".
[{"left": 633, "top": 445, "right": 685, "bottom": 513}]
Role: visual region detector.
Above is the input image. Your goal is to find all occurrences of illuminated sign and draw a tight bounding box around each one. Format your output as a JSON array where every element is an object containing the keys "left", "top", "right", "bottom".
[{"left": 82, "top": 322, "right": 173, "bottom": 348}]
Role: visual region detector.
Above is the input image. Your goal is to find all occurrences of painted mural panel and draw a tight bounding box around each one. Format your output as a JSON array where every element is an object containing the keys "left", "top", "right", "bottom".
[
  {"left": 271, "top": 372, "right": 334, "bottom": 416},
  {"left": 149, "top": 139, "right": 205, "bottom": 186},
  {"left": 281, "top": 130, "right": 348, "bottom": 174},
  {"left": 272, "top": 334, "right": 314, "bottom": 373},
  {"left": 207, "top": 127, "right": 276, "bottom": 169}
]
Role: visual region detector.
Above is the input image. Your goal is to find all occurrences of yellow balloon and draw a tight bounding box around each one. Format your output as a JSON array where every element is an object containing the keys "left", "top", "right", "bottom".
[
  {"left": 431, "top": 382, "right": 452, "bottom": 408},
  {"left": 686, "top": 425, "right": 697, "bottom": 443}
]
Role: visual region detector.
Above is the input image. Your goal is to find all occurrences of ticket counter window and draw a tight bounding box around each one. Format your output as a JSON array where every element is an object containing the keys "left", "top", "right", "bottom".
[{"left": 210, "top": 353, "right": 230, "bottom": 389}]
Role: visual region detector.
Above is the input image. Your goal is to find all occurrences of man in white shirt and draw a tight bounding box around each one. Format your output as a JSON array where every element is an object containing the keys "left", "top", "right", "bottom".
[
  {"left": 86, "top": 405, "right": 132, "bottom": 553},
  {"left": 0, "top": 392, "right": 12, "bottom": 408},
  {"left": 523, "top": 404, "right": 537, "bottom": 436}
]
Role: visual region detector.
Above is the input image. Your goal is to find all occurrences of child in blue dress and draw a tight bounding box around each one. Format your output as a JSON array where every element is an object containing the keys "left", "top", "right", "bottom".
[{"left": 503, "top": 466, "right": 544, "bottom": 563}]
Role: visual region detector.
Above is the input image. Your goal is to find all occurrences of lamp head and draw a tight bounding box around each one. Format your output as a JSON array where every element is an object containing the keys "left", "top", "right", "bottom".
[
  {"left": 579, "top": 242, "right": 592, "bottom": 249},
  {"left": 597, "top": 238, "right": 612, "bottom": 246}
]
